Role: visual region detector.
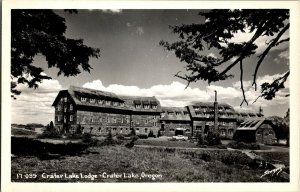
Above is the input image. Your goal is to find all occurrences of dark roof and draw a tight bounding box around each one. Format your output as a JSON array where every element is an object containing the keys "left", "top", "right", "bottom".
[
  {"left": 160, "top": 107, "right": 190, "bottom": 121},
  {"left": 119, "top": 95, "right": 162, "bottom": 113},
  {"left": 187, "top": 102, "right": 236, "bottom": 119},
  {"left": 236, "top": 117, "right": 267, "bottom": 131},
  {"left": 52, "top": 86, "right": 161, "bottom": 113}
]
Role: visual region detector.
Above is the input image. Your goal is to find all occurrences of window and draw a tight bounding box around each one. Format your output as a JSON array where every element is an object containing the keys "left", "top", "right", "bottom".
[
  {"left": 70, "top": 104, "right": 73, "bottom": 111},
  {"left": 136, "top": 128, "right": 139, "bottom": 131},
  {"left": 113, "top": 102, "right": 119, "bottom": 106},
  {"left": 184, "top": 111, "right": 189, "bottom": 115},
  {"left": 153, "top": 122, "right": 157, "bottom": 126},
  {"left": 135, "top": 104, "right": 141, "bottom": 108},
  {"left": 186, "top": 129, "right": 191, "bottom": 132},
  {"left": 106, "top": 100, "right": 111, "bottom": 105},
  {"left": 98, "top": 100, "right": 104, "bottom": 104},
  {"left": 64, "top": 97, "right": 67, "bottom": 102},
  {"left": 167, "top": 112, "right": 174, "bottom": 115},
  {"left": 70, "top": 115, "right": 73, "bottom": 121},
  {"left": 194, "top": 106, "right": 200, "bottom": 111},
  {"left": 90, "top": 98, "right": 95, "bottom": 103},
  {"left": 120, "top": 103, "right": 125, "bottom": 107},
  {"left": 64, "top": 106, "right": 67, "bottom": 112},
  {"left": 144, "top": 104, "right": 150, "bottom": 109},
  {"left": 170, "top": 128, "right": 175, "bottom": 132},
  {"left": 228, "top": 129, "right": 233, "bottom": 135},
  {"left": 176, "top": 112, "right": 181, "bottom": 115},
  {"left": 195, "top": 112, "right": 201, "bottom": 115},
  {"left": 56, "top": 105, "right": 61, "bottom": 111},
  {"left": 98, "top": 127, "right": 102, "bottom": 131},
  {"left": 64, "top": 116, "right": 67, "bottom": 123},
  {"left": 81, "top": 97, "right": 86, "bottom": 102},
  {"left": 145, "top": 119, "right": 148, "bottom": 124},
  {"left": 145, "top": 128, "right": 148, "bottom": 133},
  {"left": 152, "top": 105, "right": 157, "bottom": 109},
  {"left": 57, "top": 115, "right": 61, "bottom": 122}
]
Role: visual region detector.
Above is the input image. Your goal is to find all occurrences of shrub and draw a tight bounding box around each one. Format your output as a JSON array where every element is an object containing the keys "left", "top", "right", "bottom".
[
  {"left": 138, "top": 134, "right": 148, "bottom": 139},
  {"left": 116, "top": 134, "right": 125, "bottom": 140},
  {"left": 38, "top": 124, "right": 61, "bottom": 139},
  {"left": 227, "top": 141, "right": 260, "bottom": 150},
  {"left": 148, "top": 130, "right": 155, "bottom": 138},
  {"left": 197, "top": 131, "right": 221, "bottom": 146}
]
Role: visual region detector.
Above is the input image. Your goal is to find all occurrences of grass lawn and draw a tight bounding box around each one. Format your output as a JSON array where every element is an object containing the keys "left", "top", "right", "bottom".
[
  {"left": 11, "top": 145, "right": 289, "bottom": 182},
  {"left": 135, "top": 139, "right": 198, "bottom": 148}
]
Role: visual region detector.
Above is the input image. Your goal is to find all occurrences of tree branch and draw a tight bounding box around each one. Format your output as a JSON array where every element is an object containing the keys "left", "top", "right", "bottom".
[
  {"left": 239, "top": 60, "right": 248, "bottom": 106},
  {"left": 252, "top": 23, "right": 290, "bottom": 90}
]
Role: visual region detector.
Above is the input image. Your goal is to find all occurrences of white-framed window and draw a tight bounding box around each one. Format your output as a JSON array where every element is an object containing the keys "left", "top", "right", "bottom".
[
  {"left": 135, "top": 104, "right": 141, "bottom": 108},
  {"left": 64, "top": 97, "right": 67, "bottom": 102},
  {"left": 70, "top": 115, "right": 73, "bottom": 122},
  {"left": 184, "top": 111, "right": 189, "bottom": 115},
  {"left": 98, "top": 100, "right": 104, "bottom": 104},
  {"left": 106, "top": 100, "right": 111, "bottom": 105},
  {"left": 194, "top": 106, "right": 200, "bottom": 111},
  {"left": 81, "top": 97, "right": 86, "bottom": 102},
  {"left": 120, "top": 103, "right": 125, "bottom": 107},
  {"left": 64, "top": 116, "right": 67, "bottom": 123},
  {"left": 70, "top": 104, "right": 73, "bottom": 111},
  {"left": 176, "top": 112, "right": 181, "bottom": 115},
  {"left": 64, "top": 106, "right": 67, "bottom": 112},
  {"left": 113, "top": 102, "right": 119, "bottom": 106},
  {"left": 152, "top": 105, "right": 157, "bottom": 109},
  {"left": 90, "top": 98, "right": 96, "bottom": 103},
  {"left": 144, "top": 104, "right": 150, "bottom": 109}
]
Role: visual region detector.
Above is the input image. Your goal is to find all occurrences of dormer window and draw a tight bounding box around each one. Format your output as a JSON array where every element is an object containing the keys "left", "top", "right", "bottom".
[
  {"left": 120, "top": 103, "right": 125, "bottom": 107},
  {"left": 98, "top": 100, "right": 104, "bottom": 104},
  {"left": 135, "top": 104, "right": 141, "bottom": 108},
  {"left": 175, "top": 112, "right": 181, "bottom": 115},
  {"left": 194, "top": 106, "right": 200, "bottom": 111},
  {"left": 106, "top": 100, "right": 111, "bottom": 105},
  {"left": 113, "top": 102, "right": 119, "bottom": 106},
  {"left": 152, "top": 105, "right": 157, "bottom": 109},
  {"left": 90, "top": 98, "right": 95, "bottom": 103},
  {"left": 184, "top": 111, "right": 189, "bottom": 115},
  {"left": 144, "top": 104, "right": 150, "bottom": 109},
  {"left": 81, "top": 97, "right": 86, "bottom": 102}
]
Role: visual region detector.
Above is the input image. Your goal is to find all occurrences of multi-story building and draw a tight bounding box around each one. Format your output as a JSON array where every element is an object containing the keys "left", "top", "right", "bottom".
[
  {"left": 160, "top": 107, "right": 192, "bottom": 137},
  {"left": 52, "top": 86, "right": 162, "bottom": 136},
  {"left": 52, "top": 86, "right": 263, "bottom": 139},
  {"left": 187, "top": 102, "right": 237, "bottom": 139}
]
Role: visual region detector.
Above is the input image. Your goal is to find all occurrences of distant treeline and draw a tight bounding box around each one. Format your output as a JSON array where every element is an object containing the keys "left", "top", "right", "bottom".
[{"left": 12, "top": 123, "right": 45, "bottom": 130}]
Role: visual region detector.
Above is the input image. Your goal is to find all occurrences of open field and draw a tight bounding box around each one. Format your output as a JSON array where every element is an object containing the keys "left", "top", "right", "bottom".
[{"left": 11, "top": 144, "right": 289, "bottom": 182}]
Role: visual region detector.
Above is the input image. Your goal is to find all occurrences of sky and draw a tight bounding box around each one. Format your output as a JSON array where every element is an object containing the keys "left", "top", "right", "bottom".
[{"left": 11, "top": 9, "right": 290, "bottom": 125}]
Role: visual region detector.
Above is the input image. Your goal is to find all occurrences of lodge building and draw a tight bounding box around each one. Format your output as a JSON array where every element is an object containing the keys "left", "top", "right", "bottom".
[{"left": 52, "top": 86, "right": 263, "bottom": 139}]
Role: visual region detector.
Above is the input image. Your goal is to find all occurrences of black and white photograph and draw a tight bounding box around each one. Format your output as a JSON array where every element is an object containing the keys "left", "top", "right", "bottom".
[{"left": 2, "top": 1, "right": 300, "bottom": 192}]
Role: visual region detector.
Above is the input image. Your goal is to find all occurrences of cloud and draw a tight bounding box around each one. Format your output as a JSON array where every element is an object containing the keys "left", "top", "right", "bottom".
[
  {"left": 12, "top": 72, "right": 289, "bottom": 125},
  {"left": 83, "top": 73, "right": 289, "bottom": 113},
  {"left": 136, "top": 26, "right": 144, "bottom": 36},
  {"left": 228, "top": 27, "right": 289, "bottom": 54},
  {"left": 11, "top": 78, "right": 63, "bottom": 125},
  {"left": 100, "top": 9, "right": 122, "bottom": 14},
  {"left": 83, "top": 80, "right": 211, "bottom": 107}
]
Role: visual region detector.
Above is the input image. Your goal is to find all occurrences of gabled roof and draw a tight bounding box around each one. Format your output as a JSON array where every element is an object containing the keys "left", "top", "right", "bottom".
[
  {"left": 187, "top": 102, "right": 236, "bottom": 119},
  {"left": 160, "top": 107, "right": 190, "bottom": 121},
  {"left": 236, "top": 117, "right": 267, "bottom": 131},
  {"left": 119, "top": 95, "right": 162, "bottom": 113},
  {"left": 52, "top": 86, "right": 161, "bottom": 113}
]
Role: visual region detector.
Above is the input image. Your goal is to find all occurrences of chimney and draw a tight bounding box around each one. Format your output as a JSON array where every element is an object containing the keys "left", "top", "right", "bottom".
[{"left": 214, "top": 90, "right": 219, "bottom": 133}]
